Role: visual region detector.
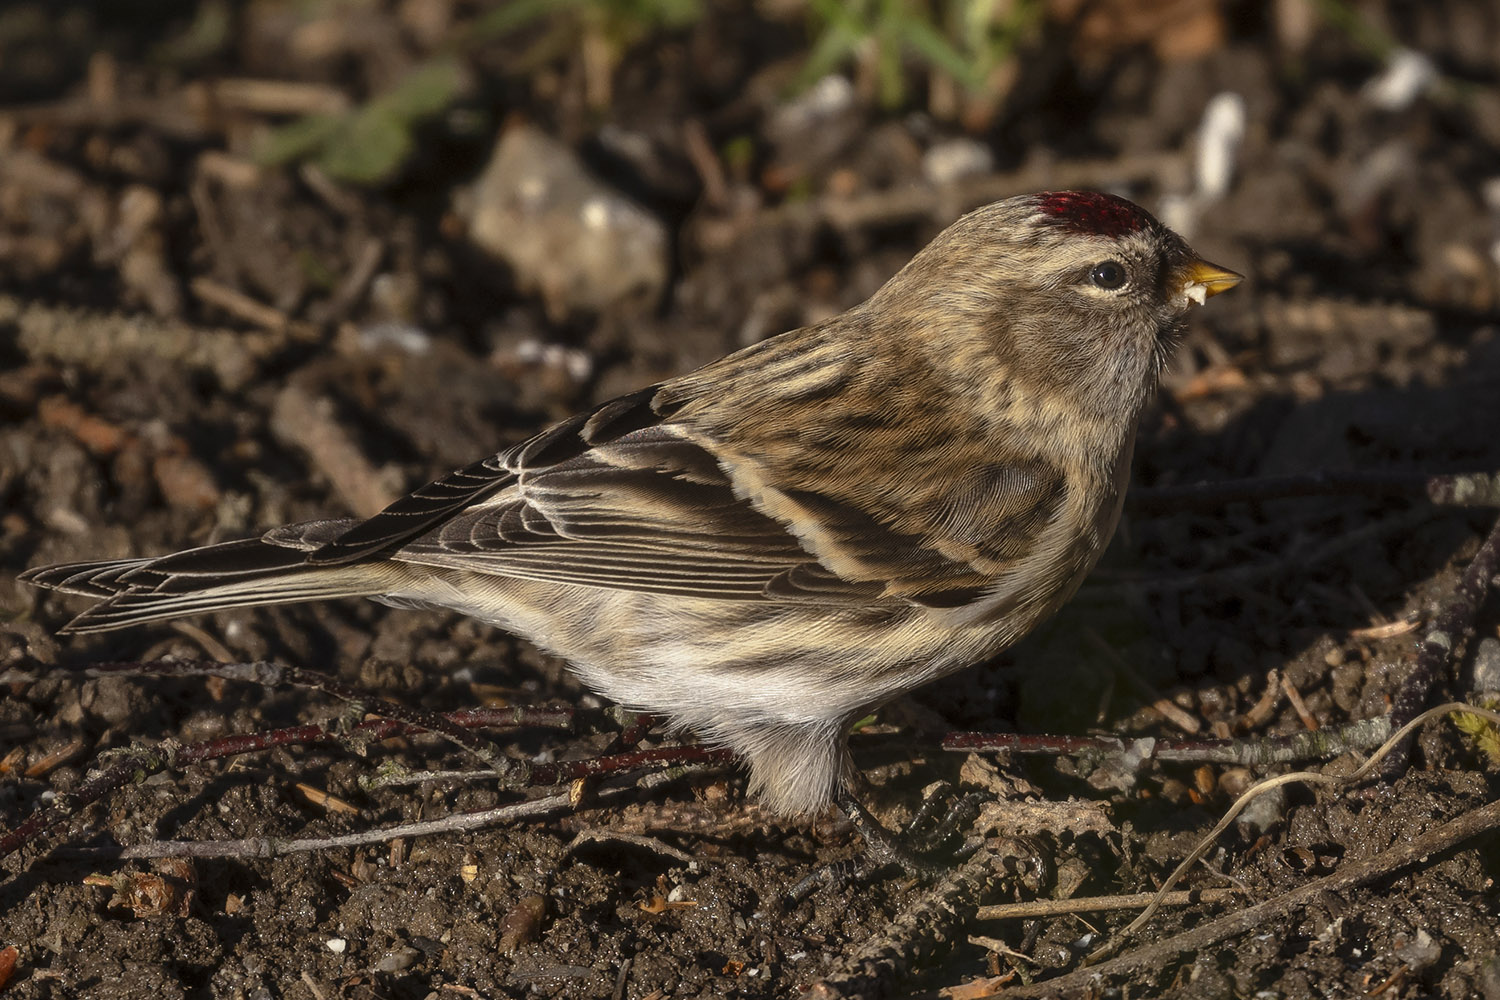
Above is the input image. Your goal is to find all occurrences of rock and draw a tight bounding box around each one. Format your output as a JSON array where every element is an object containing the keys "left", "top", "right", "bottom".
[
  {"left": 1471, "top": 637, "right": 1500, "bottom": 694},
  {"left": 1363, "top": 49, "right": 1437, "bottom": 111},
  {"left": 459, "top": 125, "right": 668, "bottom": 320},
  {"left": 1235, "top": 782, "right": 1286, "bottom": 838},
  {"left": 762, "top": 75, "right": 861, "bottom": 183},
  {"left": 921, "top": 138, "right": 993, "bottom": 186},
  {"left": 374, "top": 944, "right": 420, "bottom": 972},
  {"left": 1393, "top": 929, "right": 1442, "bottom": 973}
]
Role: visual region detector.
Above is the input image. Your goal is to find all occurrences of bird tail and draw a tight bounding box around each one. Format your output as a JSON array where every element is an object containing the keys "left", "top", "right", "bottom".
[{"left": 18, "top": 519, "right": 404, "bottom": 634}]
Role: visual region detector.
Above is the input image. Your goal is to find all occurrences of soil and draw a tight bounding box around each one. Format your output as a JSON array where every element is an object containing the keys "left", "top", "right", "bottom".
[{"left": 2, "top": 2, "right": 1500, "bottom": 998}]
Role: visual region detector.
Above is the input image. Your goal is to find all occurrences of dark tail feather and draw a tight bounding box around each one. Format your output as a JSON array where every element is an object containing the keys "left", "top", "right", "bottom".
[{"left": 20, "top": 521, "right": 400, "bottom": 634}]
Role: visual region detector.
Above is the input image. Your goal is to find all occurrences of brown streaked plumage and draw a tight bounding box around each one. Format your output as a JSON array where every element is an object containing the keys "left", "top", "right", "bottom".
[{"left": 21, "top": 192, "right": 1241, "bottom": 817}]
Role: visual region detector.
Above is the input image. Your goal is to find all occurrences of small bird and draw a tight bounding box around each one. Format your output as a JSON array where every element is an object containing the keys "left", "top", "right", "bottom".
[{"left": 23, "top": 192, "right": 1240, "bottom": 818}]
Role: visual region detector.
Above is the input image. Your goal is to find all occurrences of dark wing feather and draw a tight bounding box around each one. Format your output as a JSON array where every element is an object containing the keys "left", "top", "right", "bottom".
[
  {"left": 305, "top": 386, "right": 679, "bottom": 566},
  {"left": 392, "top": 423, "right": 882, "bottom": 602},
  {"left": 304, "top": 453, "right": 514, "bottom": 566}
]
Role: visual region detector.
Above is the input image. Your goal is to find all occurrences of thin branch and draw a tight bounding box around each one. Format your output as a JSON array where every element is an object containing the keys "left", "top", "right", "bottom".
[
  {"left": 975, "top": 886, "right": 1240, "bottom": 922},
  {"left": 0, "top": 703, "right": 723, "bottom": 866},
  {"left": 1387, "top": 507, "right": 1500, "bottom": 772},
  {"left": 943, "top": 715, "right": 1392, "bottom": 767},
  {"left": 1092, "top": 702, "right": 1500, "bottom": 964},
  {"left": 984, "top": 795, "right": 1500, "bottom": 999},
  {"left": 801, "top": 837, "right": 1018, "bottom": 1000},
  {"left": 71, "top": 790, "right": 584, "bottom": 860},
  {"left": 88, "top": 659, "right": 536, "bottom": 776}
]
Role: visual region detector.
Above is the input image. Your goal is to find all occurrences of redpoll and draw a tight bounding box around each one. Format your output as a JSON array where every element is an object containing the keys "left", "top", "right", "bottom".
[{"left": 23, "top": 191, "right": 1241, "bottom": 817}]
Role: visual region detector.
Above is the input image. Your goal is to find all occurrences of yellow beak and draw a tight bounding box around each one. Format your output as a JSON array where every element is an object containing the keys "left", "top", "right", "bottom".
[{"left": 1177, "top": 258, "right": 1243, "bottom": 305}]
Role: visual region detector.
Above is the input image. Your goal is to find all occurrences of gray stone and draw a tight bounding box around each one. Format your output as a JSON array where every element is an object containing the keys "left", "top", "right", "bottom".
[
  {"left": 459, "top": 125, "right": 668, "bottom": 320},
  {"left": 1471, "top": 637, "right": 1500, "bottom": 693}
]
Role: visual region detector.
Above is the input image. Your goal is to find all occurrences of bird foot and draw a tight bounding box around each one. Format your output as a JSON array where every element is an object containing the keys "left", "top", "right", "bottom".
[{"left": 835, "top": 785, "right": 983, "bottom": 880}]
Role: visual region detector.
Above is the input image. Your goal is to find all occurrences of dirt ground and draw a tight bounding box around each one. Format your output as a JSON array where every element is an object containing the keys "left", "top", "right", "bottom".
[{"left": 3, "top": 1, "right": 1500, "bottom": 998}]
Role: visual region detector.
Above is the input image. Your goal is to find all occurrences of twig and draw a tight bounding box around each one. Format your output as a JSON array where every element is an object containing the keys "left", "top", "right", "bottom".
[
  {"left": 72, "top": 790, "right": 586, "bottom": 860},
  {"left": 209, "top": 78, "right": 350, "bottom": 116},
  {"left": 1237, "top": 668, "right": 1281, "bottom": 730},
  {"left": 975, "top": 887, "right": 1240, "bottom": 922},
  {"left": 943, "top": 714, "right": 1392, "bottom": 767},
  {"left": 1091, "top": 702, "right": 1500, "bottom": 964},
  {"left": 53, "top": 757, "right": 737, "bottom": 864},
  {"left": 524, "top": 746, "right": 735, "bottom": 788},
  {"left": 0, "top": 93, "right": 212, "bottom": 139},
  {"left": 985, "top": 792, "right": 1500, "bottom": 998},
  {"left": 0, "top": 656, "right": 739, "bottom": 866},
  {"left": 319, "top": 237, "right": 385, "bottom": 322},
  {"left": 801, "top": 838, "right": 1019, "bottom": 1000},
  {"left": 0, "top": 665, "right": 572, "bottom": 865},
  {"left": 1279, "top": 674, "right": 1319, "bottom": 731},
  {"left": 0, "top": 720, "right": 726, "bottom": 867},
  {"left": 271, "top": 384, "right": 401, "bottom": 517},
  {"left": 190, "top": 276, "right": 290, "bottom": 333},
  {"left": 298, "top": 164, "right": 364, "bottom": 217},
  {"left": 101, "top": 658, "right": 580, "bottom": 738},
  {"left": 1, "top": 744, "right": 177, "bottom": 863},
  {"left": 681, "top": 118, "right": 728, "bottom": 210},
  {"left": 89, "top": 659, "right": 520, "bottom": 775},
  {"left": 566, "top": 829, "right": 697, "bottom": 865},
  {"left": 1387, "top": 509, "right": 1500, "bottom": 773},
  {"left": 167, "top": 621, "right": 235, "bottom": 663},
  {"left": 299, "top": 970, "right": 328, "bottom": 1000}
]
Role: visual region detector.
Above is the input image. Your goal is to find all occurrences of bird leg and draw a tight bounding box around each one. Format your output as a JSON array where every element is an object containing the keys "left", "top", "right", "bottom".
[
  {"left": 834, "top": 785, "right": 982, "bottom": 880},
  {"left": 900, "top": 783, "right": 987, "bottom": 857}
]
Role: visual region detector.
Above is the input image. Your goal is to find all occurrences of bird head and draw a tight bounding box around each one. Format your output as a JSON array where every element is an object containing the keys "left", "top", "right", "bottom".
[{"left": 872, "top": 191, "right": 1241, "bottom": 422}]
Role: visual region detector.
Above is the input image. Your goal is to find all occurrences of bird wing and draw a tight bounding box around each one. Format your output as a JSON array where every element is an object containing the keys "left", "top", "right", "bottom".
[
  {"left": 384, "top": 390, "right": 886, "bottom": 603},
  {"left": 373, "top": 382, "right": 1065, "bottom": 607}
]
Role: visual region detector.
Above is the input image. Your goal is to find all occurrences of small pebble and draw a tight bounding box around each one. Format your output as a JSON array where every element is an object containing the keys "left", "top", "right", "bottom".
[
  {"left": 1364, "top": 48, "right": 1437, "bottom": 111},
  {"left": 921, "top": 138, "right": 993, "bottom": 186},
  {"left": 1235, "top": 783, "right": 1287, "bottom": 838},
  {"left": 1394, "top": 929, "right": 1442, "bottom": 972},
  {"left": 1195, "top": 92, "right": 1246, "bottom": 201},
  {"left": 1471, "top": 638, "right": 1500, "bottom": 693},
  {"left": 1218, "top": 767, "right": 1253, "bottom": 799},
  {"left": 459, "top": 125, "right": 668, "bottom": 319},
  {"left": 374, "top": 945, "right": 421, "bottom": 972}
]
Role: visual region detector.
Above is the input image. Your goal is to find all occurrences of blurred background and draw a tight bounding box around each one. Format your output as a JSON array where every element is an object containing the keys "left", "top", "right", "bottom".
[
  {"left": 3, "top": 2, "right": 1500, "bottom": 998},
  {"left": 0, "top": 0, "right": 1495, "bottom": 387}
]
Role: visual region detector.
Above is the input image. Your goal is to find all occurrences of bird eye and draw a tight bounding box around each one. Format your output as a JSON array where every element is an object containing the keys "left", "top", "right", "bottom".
[{"left": 1089, "top": 261, "right": 1127, "bottom": 290}]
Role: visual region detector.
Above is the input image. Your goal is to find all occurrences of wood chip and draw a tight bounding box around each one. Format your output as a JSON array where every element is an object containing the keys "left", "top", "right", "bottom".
[
  {"left": 24, "top": 739, "right": 85, "bottom": 778},
  {"left": 270, "top": 384, "right": 401, "bottom": 517},
  {"left": 1280, "top": 674, "right": 1320, "bottom": 731},
  {"left": 296, "top": 783, "right": 359, "bottom": 815},
  {"left": 190, "top": 276, "right": 288, "bottom": 333},
  {"left": 210, "top": 78, "right": 350, "bottom": 116},
  {"left": 1349, "top": 617, "right": 1422, "bottom": 640}
]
